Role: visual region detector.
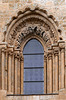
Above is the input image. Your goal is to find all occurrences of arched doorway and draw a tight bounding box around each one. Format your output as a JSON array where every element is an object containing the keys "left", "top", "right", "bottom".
[{"left": 23, "top": 39, "right": 44, "bottom": 94}]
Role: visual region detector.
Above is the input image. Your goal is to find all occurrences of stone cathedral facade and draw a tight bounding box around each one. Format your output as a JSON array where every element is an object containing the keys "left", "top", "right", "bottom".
[{"left": 0, "top": 0, "right": 66, "bottom": 100}]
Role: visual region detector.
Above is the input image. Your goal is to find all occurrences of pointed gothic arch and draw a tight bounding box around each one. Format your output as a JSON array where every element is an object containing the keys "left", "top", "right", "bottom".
[{"left": 0, "top": 6, "right": 65, "bottom": 95}]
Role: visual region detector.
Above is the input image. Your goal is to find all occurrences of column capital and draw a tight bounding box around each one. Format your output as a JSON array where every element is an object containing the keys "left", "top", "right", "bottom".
[
  {"left": 20, "top": 52, "right": 24, "bottom": 61},
  {"left": 8, "top": 51, "right": 13, "bottom": 56},
  {"left": 7, "top": 46, "right": 14, "bottom": 51},
  {"left": 14, "top": 49, "right": 20, "bottom": 58},
  {"left": 7, "top": 46, "right": 14, "bottom": 55},
  {"left": 53, "top": 48, "right": 59, "bottom": 56},
  {"left": 20, "top": 56, "right": 24, "bottom": 61},
  {"left": 44, "top": 55, "right": 47, "bottom": 62},
  {"left": 58, "top": 40, "right": 65, "bottom": 49},
  {"left": 17, "top": 54, "right": 20, "bottom": 61},
  {"left": 48, "top": 53, "right": 52, "bottom": 60},
  {"left": 0, "top": 42, "right": 7, "bottom": 48},
  {"left": 1, "top": 48, "right": 6, "bottom": 52},
  {"left": 61, "top": 48, "right": 65, "bottom": 53},
  {"left": 54, "top": 50, "right": 59, "bottom": 56},
  {"left": 47, "top": 49, "right": 53, "bottom": 60},
  {"left": 14, "top": 53, "right": 18, "bottom": 58},
  {"left": 52, "top": 44, "right": 59, "bottom": 56}
]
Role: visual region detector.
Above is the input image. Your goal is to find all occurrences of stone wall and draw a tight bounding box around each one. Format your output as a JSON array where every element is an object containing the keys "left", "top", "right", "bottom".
[{"left": 0, "top": 0, "right": 66, "bottom": 100}]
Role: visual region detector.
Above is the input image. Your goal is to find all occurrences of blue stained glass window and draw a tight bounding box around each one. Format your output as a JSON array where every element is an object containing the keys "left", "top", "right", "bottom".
[
  {"left": 24, "top": 82, "right": 44, "bottom": 94},
  {"left": 24, "top": 68, "right": 44, "bottom": 81},
  {"left": 24, "top": 55, "right": 44, "bottom": 67},
  {"left": 23, "top": 39, "right": 44, "bottom": 94},
  {"left": 23, "top": 39, "right": 44, "bottom": 54}
]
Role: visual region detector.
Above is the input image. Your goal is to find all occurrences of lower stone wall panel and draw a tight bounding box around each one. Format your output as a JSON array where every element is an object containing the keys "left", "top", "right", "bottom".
[
  {"left": 0, "top": 79, "right": 64, "bottom": 100},
  {"left": 6, "top": 93, "right": 66, "bottom": 100}
]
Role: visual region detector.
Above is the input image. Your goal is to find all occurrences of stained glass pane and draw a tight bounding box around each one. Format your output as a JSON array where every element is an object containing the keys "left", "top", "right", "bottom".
[
  {"left": 24, "top": 55, "right": 44, "bottom": 67},
  {"left": 23, "top": 39, "right": 44, "bottom": 94},
  {"left": 24, "top": 68, "right": 44, "bottom": 81},
  {"left": 24, "top": 82, "right": 44, "bottom": 94}
]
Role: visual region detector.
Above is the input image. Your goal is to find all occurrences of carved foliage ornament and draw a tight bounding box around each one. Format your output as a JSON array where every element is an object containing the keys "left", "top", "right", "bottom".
[
  {"left": 8, "top": 18, "right": 57, "bottom": 49},
  {"left": 16, "top": 26, "right": 51, "bottom": 49}
]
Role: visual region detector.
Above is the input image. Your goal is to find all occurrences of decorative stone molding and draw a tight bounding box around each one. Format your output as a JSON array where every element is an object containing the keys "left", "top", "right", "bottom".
[
  {"left": 15, "top": 24, "right": 52, "bottom": 49},
  {"left": 4, "top": 7, "right": 61, "bottom": 50},
  {"left": 48, "top": 52, "right": 52, "bottom": 60},
  {"left": 8, "top": 20, "right": 53, "bottom": 49},
  {"left": 5, "top": 4, "right": 58, "bottom": 28}
]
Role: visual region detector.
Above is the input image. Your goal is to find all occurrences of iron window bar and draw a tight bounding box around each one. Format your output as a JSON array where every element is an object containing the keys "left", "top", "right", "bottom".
[
  {"left": 23, "top": 53, "right": 44, "bottom": 55},
  {"left": 24, "top": 67, "right": 44, "bottom": 69},
  {"left": 24, "top": 81, "right": 44, "bottom": 82}
]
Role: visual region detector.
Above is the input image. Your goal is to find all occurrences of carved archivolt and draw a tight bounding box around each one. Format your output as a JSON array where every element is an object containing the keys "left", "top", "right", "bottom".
[
  {"left": 4, "top": 6, "right": 61, "bottom": 51},
  {"left": 1, "top": 6, "right": 65, "bottom": 95}
]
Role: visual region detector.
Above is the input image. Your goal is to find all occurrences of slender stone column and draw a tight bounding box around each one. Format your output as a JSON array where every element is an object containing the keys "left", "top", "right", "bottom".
[
  {"left": 7, "top": 46, "right": 14, "bottom": 94},
  {"left": 59, "top": 41, "right": 65, "bottom": 89},
  {"left": 17, "top": 54, "right": 20, "bottom": 94},
  {"left": 0, "top": 42, "right": 7, "bottom": 90},
  {"left": 14, "top": 53, "right": 18, "bottom": 94},
  {"left": 4, "top": 50, "right": 8, "bottom": 91},
  {"left": 59, "top": 47, "right": 61, "bottom": 90},
  {"left": 8, "top": 51, "right": 12, "bottom": 93},
  {"left": 47, "top": 54, "right": 49, "bottom": 93},
  {"left": 14, "top": 49, "right": 21, "bottom": 94},
  {"left": 20, "top": 53, "right": 24, "bottom": 94},
  {"left": 53, "top": 52, "right": 55, "bottom": 93},
  {"left": 44, "top": 54, "right": 47, "bottom": 94},
  {"left": 60, "top": 48, "right": 65, "bottom": 89},
  {"left": 65, "top": 66, "right": 66, "bottom": 88},
  {"left": 54, "top": 49, "right": 59, "bottom": 92},
  {"left": 11, "top": 53, "right": 14, "bottom": 94},
  {"left": 1, "top": 48, "right": 5, "bottom": 90},
  {"left": 47, "top": 52, "right": 53, "bottom": 93},
  {"left": 5, "top": 50, "right": 8, "bottom": 71}
]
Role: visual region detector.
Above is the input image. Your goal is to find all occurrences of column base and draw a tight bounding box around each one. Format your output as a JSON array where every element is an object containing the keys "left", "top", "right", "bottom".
[
  {"left": 0, "top": 90, "right": 7, "bottom": 100},
  {"left": 7, "top": 92, "right": 13, "bottom": 94}
]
